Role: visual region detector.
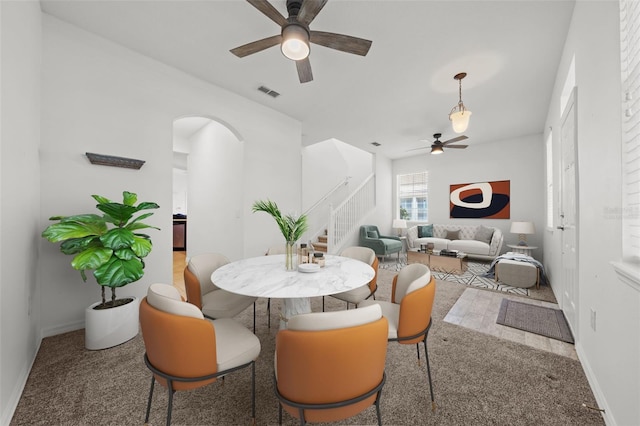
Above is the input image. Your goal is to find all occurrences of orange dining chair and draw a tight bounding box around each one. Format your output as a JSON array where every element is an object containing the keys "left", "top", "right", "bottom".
[
  {"left": 274, "top": 304, "right": 388, "bottom": 425},
  {"left": 139, "top": 283, "right": 261, "bottom": 426},
  {"left": 324, "top": 246, "right": 379, "bottom": 310},
  {"left": 360, "top": 263, "right": 437, "bottom": 411},
  {"left": 183, "top": 252, "right": 258, "bottom": 331}
]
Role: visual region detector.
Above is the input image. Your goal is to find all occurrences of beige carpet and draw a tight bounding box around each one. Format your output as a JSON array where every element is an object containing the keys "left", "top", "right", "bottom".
[{"left": 11, "top": 269, "right": 604, "bottom": 425}]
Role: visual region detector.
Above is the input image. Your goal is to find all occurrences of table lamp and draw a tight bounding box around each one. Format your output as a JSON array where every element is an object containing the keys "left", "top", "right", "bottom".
[
  {"left": 510, "top": 221, "right": 535, "bottom": 246},
  {"left": 392, "top": 219, "right": 407, "bottom": 237}
]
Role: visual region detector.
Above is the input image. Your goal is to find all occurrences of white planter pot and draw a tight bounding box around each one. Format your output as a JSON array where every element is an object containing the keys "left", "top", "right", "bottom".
[{"left": 85, "top": 296, "right": 140, "bottom": 350}]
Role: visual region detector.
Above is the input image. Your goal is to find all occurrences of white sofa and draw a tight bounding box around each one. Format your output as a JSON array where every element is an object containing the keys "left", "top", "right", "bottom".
[{"left": 406, "top": 224, "right": 504, "bottom": 261}]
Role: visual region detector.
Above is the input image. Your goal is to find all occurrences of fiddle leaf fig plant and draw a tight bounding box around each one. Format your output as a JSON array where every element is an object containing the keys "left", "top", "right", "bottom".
[{"left": 42, "top": 191, "right": 160, "bottom": 309}]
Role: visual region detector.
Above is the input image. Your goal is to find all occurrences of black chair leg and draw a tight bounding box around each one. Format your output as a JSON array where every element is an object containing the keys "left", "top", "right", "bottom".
[
  {"left": 253, "top": 302, "right": 256, "bottom": 333},
  {"left": 423, "top": 338, "right": 436, "bottom": 411},
  {"left": 145, "top": 376, "right": 155, "bottom": 423},
  {"left": 251, "top": 361, "right": 256, "bottom": 424},
  {"left": 267, "top": 298, "right": 271, "bottom": 328},
  {"left": 416, "top": 342, "right": 421, "bottom": 365},
  {"left": 279, "top": 404, "right": 283, "bottom": 425},
  {"left": 322, "top": 296, "right": 325, "bottom": 312},
  {"left": 375, "top": 389, "right": 383, "bottom": 426},
  {"left": 166, "top": 386, "right": 175, "bottom": 426}
]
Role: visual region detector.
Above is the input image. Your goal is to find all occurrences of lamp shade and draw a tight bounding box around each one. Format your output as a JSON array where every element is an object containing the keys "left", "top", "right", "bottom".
[
  {"left": 510, "top": 221, "right": 535, "bottom": 235},
  {"left": 431, "top": 145, "right": 444, "bottom": 155},
  {"left": 281, "top": 25, "right": 310, "bottom": 61},
  {"left": 510, "top": 221, "right": 535, "bottom": 246},
  {"left": 449, "top": 109, "right": 472, "bottom": 133},
  {"left": 392, "top": 219, "right": 407, "bottom": 229}
]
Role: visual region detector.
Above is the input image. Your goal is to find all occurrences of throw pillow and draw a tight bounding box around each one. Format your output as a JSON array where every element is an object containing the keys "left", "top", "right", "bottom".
[
  {"left": 474, "top": 225, "right": 494, "bottom": 244},
  {"left": 445, "top": 229, "right": 460, "bottom": 240},
  {"left": 367, "top": 230, "right": 379, "bottom": 239},
  {"left": 406, "top": 226, "right": 418, "bottom": 248},
  {"left": 418, "top": 224, "right": 433, "bottom": 238}
]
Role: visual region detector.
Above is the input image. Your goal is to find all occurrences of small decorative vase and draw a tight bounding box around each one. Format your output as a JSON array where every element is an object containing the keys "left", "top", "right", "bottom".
[{"left": 285, "top": 240, "right": 297, "bottom": 271}]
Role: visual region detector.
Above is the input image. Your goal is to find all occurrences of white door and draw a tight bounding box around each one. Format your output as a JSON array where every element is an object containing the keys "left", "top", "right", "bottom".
[{"left": 559, "top": 87, "right": 579, "bottom": 334}]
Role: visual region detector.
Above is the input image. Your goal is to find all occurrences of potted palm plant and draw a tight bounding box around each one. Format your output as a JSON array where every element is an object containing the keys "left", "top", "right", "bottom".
[
  {"left": 42, "top": 191, "right": 159, "bottom": 349},
  {"left": 252, "top": 199, "right": 308, "bottom": 271}
]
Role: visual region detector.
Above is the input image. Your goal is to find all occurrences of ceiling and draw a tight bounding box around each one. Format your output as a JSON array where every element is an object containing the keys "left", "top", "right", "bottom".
[{"left": 39, "top": 0, "right": 575, "bottom": 160}]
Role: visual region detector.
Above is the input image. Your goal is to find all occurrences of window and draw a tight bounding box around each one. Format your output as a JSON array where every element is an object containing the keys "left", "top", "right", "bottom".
[
  {"left": 546, "top": 131, "right": 554, "bottom": 229},
  {"left": 620, "top": 0, "right": 640, "bottom": 263},
  {"left": 398, "top": 172, "right": 428, "bottom": 221}
]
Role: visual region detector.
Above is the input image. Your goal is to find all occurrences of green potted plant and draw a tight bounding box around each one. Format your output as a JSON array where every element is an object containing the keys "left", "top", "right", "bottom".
[
  {"left": 252, "top": 199, "right": 308, "bottom": 270},
  {"left": 42, "top": 191, "right": 159, "bottom": 349}
]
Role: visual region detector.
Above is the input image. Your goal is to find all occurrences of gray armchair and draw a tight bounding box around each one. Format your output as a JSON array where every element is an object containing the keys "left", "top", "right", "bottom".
[{"left": 359, "top": 225, "right": 403, "bottom": 260}]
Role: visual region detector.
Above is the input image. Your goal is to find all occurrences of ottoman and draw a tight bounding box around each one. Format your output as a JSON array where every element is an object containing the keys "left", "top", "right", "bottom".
[{"left": 495, "top": 259, "right": 539, "bottom": 289}]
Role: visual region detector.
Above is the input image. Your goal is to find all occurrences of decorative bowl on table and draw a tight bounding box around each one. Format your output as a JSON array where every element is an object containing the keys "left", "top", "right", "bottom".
[{"left": 298, "top": 263, "right": 321, "bottom": 273}]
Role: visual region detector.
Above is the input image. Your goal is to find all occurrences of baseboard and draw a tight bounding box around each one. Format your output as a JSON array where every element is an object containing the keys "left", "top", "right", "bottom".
[
  {"left": 575, "top": 342, "right": 613, "bottom": 425},
  {"left": 0, "top": 335, "right": 42, "bottom": 426},
  {"left": 41, "top": 319, "right": 84, "bottom": 338}
]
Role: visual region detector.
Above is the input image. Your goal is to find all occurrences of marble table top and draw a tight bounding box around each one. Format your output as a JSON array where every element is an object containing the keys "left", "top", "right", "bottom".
[{"left": 211, "top": 254, "right": 375, "bottom": 299}]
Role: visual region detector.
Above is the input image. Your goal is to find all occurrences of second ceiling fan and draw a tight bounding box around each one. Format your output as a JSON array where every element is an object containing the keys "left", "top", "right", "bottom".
[
  {"left": 409, "top": 133, "right": 469, "bottom": 155},
  {"left": 230, "top": 0, "right": 373, "bottom": 83}
]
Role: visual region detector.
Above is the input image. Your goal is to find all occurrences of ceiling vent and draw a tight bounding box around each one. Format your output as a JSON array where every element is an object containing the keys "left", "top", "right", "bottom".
[
  {"left": 370, "top": 141, "right": 381, "bottom": 147},
  {"left": 258, "top": 85, "right": 280, "bottom": 98}
]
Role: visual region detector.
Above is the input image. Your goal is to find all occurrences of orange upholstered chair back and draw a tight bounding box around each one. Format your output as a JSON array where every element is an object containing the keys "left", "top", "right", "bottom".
[
  {"left": 275, "top": 305, "right": 388, "bottom": 423},
  {"left": 139, "top": 284, "right": 218, "bottom": 391},
  {"left": 183, "top": 253, "right": 229, "bottom": 309},
  {"left": 389, "top": 263, "right": 435, "bottom": 344}
]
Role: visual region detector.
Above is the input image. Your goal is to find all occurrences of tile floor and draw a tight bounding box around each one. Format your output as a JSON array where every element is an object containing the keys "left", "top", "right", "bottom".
[{"left": 444, "top": 287, "right": 578, "bottom": 360}]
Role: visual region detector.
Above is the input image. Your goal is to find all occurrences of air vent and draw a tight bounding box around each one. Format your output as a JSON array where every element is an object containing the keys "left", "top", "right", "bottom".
[
  {"left": 258, "top": 85, "right": 280, "bottom": 98},
  {"left": 370, "top": 141, "right": 381, "bottom": 147}
]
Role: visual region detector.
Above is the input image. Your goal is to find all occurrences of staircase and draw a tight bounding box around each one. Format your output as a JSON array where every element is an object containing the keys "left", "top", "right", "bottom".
[
  {"left": 306, "top": 173, "right": 375, "bottom": 254},
  {"left": 311, "top": 231, "right": 328, "bottom": 253}
]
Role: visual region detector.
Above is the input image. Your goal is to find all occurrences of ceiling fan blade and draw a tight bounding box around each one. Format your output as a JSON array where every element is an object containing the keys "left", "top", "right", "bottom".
[
  {"left": 310, "top": 31, "right": 372, "bottom": 56},
  {"left": 297, "top": 0, "right": 328, "bottom": 26},
  {"left": 445, "top": 144, "right": 468, "bottom": 149},
  {"left": 296, "top": 57, "right": 313, "bottom": 83},
  {"left": 246, "top": 0, "right": 288, "bottom": 27},
  {"left": 441, "top": 135, "right": 468, "bottom": 145},
  {"left": 230, "top": 35, "right": 282, "bottom": 57},
  {"left": 406, "top": 146, "right": 429, "bottom": 152}
]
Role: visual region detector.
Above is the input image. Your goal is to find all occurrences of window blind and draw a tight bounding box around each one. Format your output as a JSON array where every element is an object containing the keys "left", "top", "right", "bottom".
[
  {"left": 620, "top": 0, "right": 640, "bottom": 262},
  {"left": 398, "top": 172, "right": 429, "bottom": 221}
]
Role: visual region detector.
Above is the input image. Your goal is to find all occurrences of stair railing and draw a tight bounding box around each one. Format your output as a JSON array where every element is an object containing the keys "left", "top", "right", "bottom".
[
  {"left": 303, "top": 176, "right": 351, "bottom": 248},
  {"left": 327, "top": 173, "right": 376, "bottom": 253}
]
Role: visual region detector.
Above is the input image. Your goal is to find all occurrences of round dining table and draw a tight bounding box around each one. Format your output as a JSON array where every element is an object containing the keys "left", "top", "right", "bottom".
[{"left": 211, "top": 254, "right": 375, "bottom": 328}]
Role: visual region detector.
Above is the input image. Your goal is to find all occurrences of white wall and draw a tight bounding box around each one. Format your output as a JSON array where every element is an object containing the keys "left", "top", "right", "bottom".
[
  {"left": 0, "top": 1, "right": 42, "bottom": 424},
  {"left": 393, "top": 134, "right": 545, "bottom": 259},
  {"left": 186, "top": 120, "right": 244, "bottom": 260},
  {"left": 38, "top": 15, "right": 302, "bottom": 334},
  {"left": 544, "top": 2, "right": 639, "bottom": 425}
]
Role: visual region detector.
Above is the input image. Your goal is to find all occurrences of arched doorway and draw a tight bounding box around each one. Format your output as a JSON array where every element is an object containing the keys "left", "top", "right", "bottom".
[{"left": 172, "top": 116, "right": 245, "bottom": 287}]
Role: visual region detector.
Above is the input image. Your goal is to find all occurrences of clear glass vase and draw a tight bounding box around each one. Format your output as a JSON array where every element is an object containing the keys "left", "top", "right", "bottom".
[{"left": 285, "top": 240, "right": 297, "bottom": 271}]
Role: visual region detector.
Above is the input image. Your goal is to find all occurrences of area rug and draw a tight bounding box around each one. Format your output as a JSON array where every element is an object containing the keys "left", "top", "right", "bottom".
[
  {"left": 496, "top": 299, "right": 575, "bottom": 343},
  {"left": 379, "top": 256, "right": 531, "bottom": 296}
]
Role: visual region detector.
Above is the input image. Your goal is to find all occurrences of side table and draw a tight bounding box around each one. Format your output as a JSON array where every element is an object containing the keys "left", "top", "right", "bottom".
[{"left": 506, "top": 244, "right": 537, "bottom": 257}]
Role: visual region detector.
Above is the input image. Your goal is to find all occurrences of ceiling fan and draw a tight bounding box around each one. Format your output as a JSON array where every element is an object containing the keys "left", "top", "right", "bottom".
[
  {"left": 409, "top": 133, "right": 469, "bottom": 155},
  {"left": 229, "top": 0, "right": 373, "bottom": 83}
]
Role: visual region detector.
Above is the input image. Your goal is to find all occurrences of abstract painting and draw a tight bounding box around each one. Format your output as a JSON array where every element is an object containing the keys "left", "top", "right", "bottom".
[{"left": 449, "top": 180, "right": 510, "bottom": 219}]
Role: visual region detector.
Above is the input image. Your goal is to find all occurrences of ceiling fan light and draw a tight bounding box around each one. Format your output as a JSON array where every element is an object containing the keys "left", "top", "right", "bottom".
[
  {"left": 449, "top": 108, "right": 472, "bottom": 134},
  {"left": 431, "top": 145, "right": 444, "bottom": 155},
  {"left": 281, "top": 25, "right": 310, "bottom": 61}
]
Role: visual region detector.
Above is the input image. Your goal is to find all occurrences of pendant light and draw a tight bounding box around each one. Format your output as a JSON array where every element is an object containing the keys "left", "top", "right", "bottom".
[{"left": 449, "top": 72, "right": 472, "bottom": 133}]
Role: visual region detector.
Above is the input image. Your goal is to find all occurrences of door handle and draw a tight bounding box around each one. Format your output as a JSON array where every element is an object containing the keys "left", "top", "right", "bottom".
[{"left": 557, "top": 226, "right": 565, "bottom": 231}]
